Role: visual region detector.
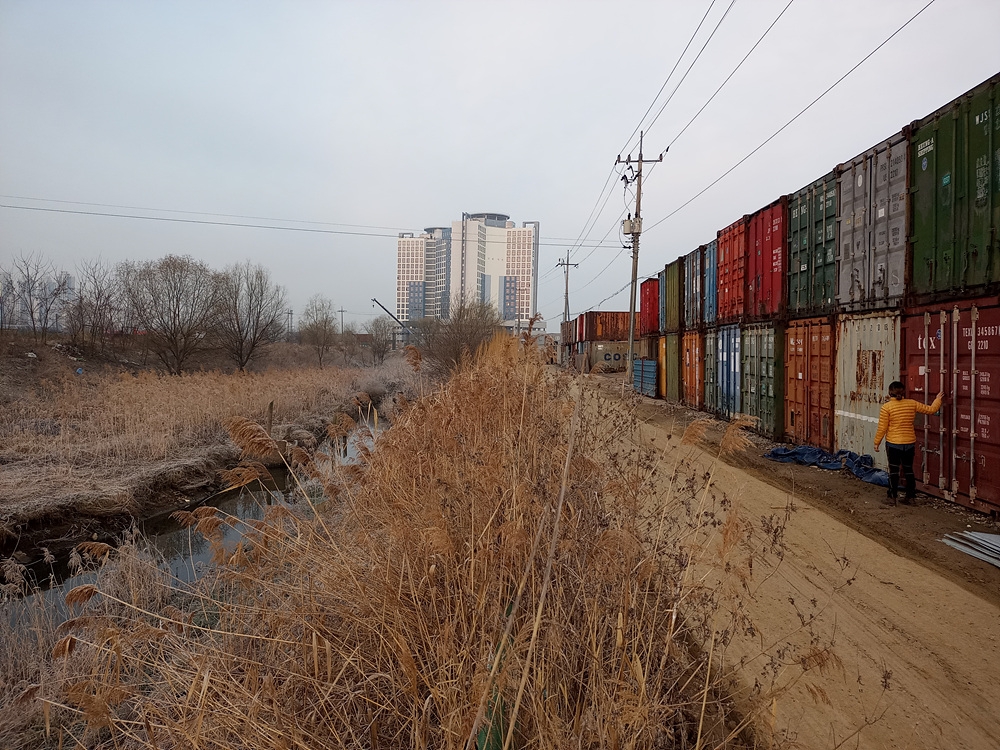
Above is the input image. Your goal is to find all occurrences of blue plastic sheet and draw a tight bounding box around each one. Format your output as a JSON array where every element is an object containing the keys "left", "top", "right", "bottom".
[{"left": 764, "top": 446, "right": 889, "bottom": 488}]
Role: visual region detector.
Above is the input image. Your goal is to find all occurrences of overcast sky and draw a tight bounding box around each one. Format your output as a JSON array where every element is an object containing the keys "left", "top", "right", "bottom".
[{"left": 2, "top": 0, "right": 999, "bottom": 329}]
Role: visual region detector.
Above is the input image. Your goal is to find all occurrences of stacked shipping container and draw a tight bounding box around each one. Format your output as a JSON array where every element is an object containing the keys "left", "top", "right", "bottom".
[{"left": 563, "top": 72, "right": 999, "bottom": 515}]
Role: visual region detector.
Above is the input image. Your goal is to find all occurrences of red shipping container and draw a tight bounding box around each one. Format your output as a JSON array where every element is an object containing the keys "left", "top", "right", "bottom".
[
  {"left": 902, "top": 297, "right": 1000, "bottom": 514},
  {"left": 639, "top": 277, "right": 660, "bottom": 337},
  {"left": 784, "top": 317, "right": 835, "bottom": 452},
  {"left": 717, "top": 217, "right": 748, "bottom": 323},
  {"left": 747, "top": 197, "right": 788, "bottom": 320}
]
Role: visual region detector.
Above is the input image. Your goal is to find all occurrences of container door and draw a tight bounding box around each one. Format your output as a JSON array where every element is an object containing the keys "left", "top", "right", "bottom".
[
  {"left": 703, "top": 240, "right": 718, "bottom": 326},
  {"left": 718, "top": 325, "right": 741, "bottom": 419},
  {"left": 785, "top": 319, "right": 834, "bottom": 450},
  {"left": 657, "top": 336, "right": 667, "bottom": 399},
  {"left": 834, "top": 313, "right": 900, "bottom": 468},
  {"left": 742, "top": 325, "right": 783, "bottom": 440},
  {"left": 904, "top": 304, "right": 1000, "bottom": 513},
  {"left": 705, "top": 329, "right": 718, "bottom": 415},
  {"left": 666, "top": 333, "right": 681, "bottom": 402}
]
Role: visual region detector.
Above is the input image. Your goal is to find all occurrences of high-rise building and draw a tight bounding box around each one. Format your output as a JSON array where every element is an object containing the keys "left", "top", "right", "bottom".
[{"left": 396, "top": 212, "right": 540, "bottom": 331}]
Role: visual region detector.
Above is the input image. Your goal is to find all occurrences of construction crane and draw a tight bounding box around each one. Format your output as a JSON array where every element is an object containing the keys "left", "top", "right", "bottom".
[{"left": 371, "top": 298, "right": 412, "bottom": 334}]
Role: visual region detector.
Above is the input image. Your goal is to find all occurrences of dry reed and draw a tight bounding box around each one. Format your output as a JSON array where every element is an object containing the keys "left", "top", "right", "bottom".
[{"left": 2, "top": 337, "right": 832, "bottom": 748}]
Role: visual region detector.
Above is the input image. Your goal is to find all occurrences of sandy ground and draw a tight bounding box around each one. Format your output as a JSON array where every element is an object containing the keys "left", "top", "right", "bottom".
[{"left": 604, "top": 376, "right": 1000, "bottom": 749}]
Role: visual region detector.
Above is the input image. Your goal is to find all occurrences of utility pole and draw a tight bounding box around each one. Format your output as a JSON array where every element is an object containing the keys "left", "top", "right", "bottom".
[
  {"left": 337, "top": 306, "right": 346, "bottom": 333},
  {"left": 617, "top": 131, "right": 664, "bottom": 386},
  {"left": 556, "top": 249, "right": 578, "bottom": 323}
]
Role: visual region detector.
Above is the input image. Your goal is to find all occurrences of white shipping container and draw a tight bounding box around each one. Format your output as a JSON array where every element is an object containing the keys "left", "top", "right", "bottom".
[{"left": 834, "top": 311, "right": 901, "bottom": 468}]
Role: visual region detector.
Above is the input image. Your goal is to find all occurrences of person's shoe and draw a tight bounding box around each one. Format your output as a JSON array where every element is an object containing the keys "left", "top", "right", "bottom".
[
  {"left": 885, "top": 491, "right": 898, "bottom": 505},
  {"left": 902, "top": 495, "right": 917, "bottom": 505}
]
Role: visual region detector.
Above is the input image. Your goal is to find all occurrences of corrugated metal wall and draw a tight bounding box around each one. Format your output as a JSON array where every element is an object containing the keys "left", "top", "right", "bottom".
[
  {"left": 742, "top": 323, "right": 784, "bottom": 440},
  {"left": 682, "top": 330, "right": 704, "bottom": 410},
  {"left": 717, "top": 324, "right": 741, "bottom": 420},
  {"left": 788, "top": 172, "right": 838, "bottom": 316},
  {"left": 834, "top": 312, "right": 900, "bottom": 469},
  {"left": 837, "top": 132, "right": 908, "bottom": 311},
  {"left": 903, "top": 299, "right": 1000, "bottom": 514},
  {"left": 683, "top": 247, "right": 703, "bottom": 331},
  {"left": 717, "top": 219, "right": 748, "bottom": 324},
  {"left": 703, "top": 240, "right": 718, "bottom": 327},
  {"left": 784, "top": 317, "right": 835, "bottom": 451},
  {"left": 747, "top": 197, "right": 788, "bottom": 321}
]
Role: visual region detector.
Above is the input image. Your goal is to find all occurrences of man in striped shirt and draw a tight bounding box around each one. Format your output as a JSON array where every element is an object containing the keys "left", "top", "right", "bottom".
[{"left": 874, "top": 381, "right": 944, "bottom": 504}]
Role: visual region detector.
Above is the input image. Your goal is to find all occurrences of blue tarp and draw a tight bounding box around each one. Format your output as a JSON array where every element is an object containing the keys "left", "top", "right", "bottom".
[{"left": 764, "top": 446, "right": 889, "bottom": 488}]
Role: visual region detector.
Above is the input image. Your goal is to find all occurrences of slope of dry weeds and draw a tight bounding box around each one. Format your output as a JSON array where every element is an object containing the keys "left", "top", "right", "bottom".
[{"left": 3, "top": 337, "right": 826, "bottom": 748}]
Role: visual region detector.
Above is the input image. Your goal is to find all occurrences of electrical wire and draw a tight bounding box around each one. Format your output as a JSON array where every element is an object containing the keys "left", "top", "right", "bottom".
[
  {"left": 0, "top": 202, "right": 617, "bottom": 249},
  {"left": 644, "top": 0, "right": 937, "bottom": 236},
  {"left": 570, "top": 0, "right": 938, "bottom": 313},
  {"left": 640, "top": 0, "right": 738, "bottom": 141},
  {"left": 668, "top": 0, "right": 796, "bottom": 149}
]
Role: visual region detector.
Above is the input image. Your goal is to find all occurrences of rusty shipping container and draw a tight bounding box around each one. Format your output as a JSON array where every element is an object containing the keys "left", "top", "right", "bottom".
[
  {"left": 717, "top": 217, "right": 748, "bottom": 324},
  {"left": 742, "top": 323, "right": 784, "bottom": 440},
  {"left": 910, "top": 74, "right": 1000, "bottom": 300},
  {"left": 659, "top": 259, "right": 684, "bottom": 334},
  {"left": 788, "top": 172, "right": 838, "bottom": 316},
  {"left": 747, "top": 197, "right": 788, "bottom": 321},
  {"left": 704, "top": 328, "right": 719, "bottom": 415},
  {"left": 784, "top": 317, "right": 835, "bottom": 452},
  {"left": 682, "top": 330, "right": 705, "bottom": 410},
  {"left": 560, "top": 319, "right": 576, "bottom": 346},
  {"left": 903, "top": 299, "right": 1000, "bottom": 514},
  {"left": 579, "top": 311, "right": 637, "bottom": 342},
  {"left": 683, "top": 247, "right": 704, "bottom": 331},
  {"left": 834, "top": 312, "right": 901, "bottom": 469},
  {"left": 838, "top": 132, "right": 908, "bottom": 311},
  {"left": 639, "top": 277, "right": 660, "bottom": 337}
]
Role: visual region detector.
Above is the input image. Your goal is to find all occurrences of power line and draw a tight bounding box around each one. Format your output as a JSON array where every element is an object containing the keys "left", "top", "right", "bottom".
[
  {"left": 667, "top": 0, "right": 796, "bottom": 149},
  {"left": 0, "top": 202, "right": 617, "bottom": 248},
  {"left": 618, "top": 0, "right": 719, "bottom": 156},
  {"left": 644, "top": 0, "right": 938, "bottom": 235},
  {"left": 640, "top": 0, "right": 738, "bottom": 140},
  {"left": 563, "top": 0, "right": 937, "bottom": 315}
]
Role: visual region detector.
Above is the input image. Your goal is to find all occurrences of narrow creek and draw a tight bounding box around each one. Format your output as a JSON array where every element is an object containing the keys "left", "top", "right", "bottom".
[{"left": 4, "top": 424, "right": 376, "bottom": 626}]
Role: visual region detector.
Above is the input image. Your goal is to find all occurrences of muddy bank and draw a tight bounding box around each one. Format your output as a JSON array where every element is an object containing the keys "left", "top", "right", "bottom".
[{"left": 0, "top": 407, "right": 377, "bottom": 566}]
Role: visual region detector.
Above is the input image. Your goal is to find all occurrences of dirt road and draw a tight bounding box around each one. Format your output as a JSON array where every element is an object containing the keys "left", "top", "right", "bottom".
[{"left": 612, "top": 380, "right": 1000, "bottom": 749}]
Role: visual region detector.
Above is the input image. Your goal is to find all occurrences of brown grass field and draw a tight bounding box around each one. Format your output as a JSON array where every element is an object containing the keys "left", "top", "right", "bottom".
[
  {"left": 0, "top": 335, "right": 825, "bottom": 749},
  {"left": 0, "top": 342, "right": 419, "bottom": 547}
]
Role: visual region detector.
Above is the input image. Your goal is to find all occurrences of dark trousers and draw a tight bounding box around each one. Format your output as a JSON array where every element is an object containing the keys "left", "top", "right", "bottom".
[{"left": 885, "top": 442, "right": 916, "bottom": 499}]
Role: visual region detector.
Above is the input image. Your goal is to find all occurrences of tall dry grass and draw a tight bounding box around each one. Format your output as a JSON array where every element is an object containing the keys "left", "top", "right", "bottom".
[
  {"left": 3, "top": 336, "right": 832, "bottom": 748},
  {"left": 0, "top": 358, "right": 418, "bottom": 511}
]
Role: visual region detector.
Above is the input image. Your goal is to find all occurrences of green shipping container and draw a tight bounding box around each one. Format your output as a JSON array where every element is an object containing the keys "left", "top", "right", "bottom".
[
  {"left": 704, "top": 328, "right": 718, "bottom": 415},
  {"left": 910, "top": 74, "right": 1000, "bottom": 298},
  {"left": 659, "top": 259, "right": 684, "bottom": 334},
  {"left": 788, "top": 172, "right": 837, "bottom": 315},
  {"left": 741, "top": 323, "right": 785, "bottom": 440},
  {"left": 664, "top": 332, "right": 682, "bottom": 402}
]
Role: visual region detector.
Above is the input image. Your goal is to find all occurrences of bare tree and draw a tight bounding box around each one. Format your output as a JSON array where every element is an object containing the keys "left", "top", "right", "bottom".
[
  {"left": 339, "top": 322, "right": 361, "bottom": 366},
  {"left": 216, "top": 261, "right": 287, "bottom": 371},
  {"left": 65, "top": 258, "right": 122, "bottom": 353},
  {"left": 0, "top": 263, "right": 15, "bottom": 332},
  {"left": 365, "top": 316, "right": 395, "bottom": 366},
  {"left": 412, "top": 296, "right": 503, "bottom": 376},
  {"left": 300, "top": 294, "right": 337, "bottom": 368},
  {"left": 119, "top": 255, "right": 219, "bottom": 374},
  {"left": 10, "top": 252, "right": 72, "bottom": 343}
]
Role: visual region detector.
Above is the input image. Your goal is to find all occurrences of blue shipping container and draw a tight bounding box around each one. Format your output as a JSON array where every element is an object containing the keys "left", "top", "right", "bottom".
[
  {"left": 633, "top": 358, "right": 657, "bottom": 398},
  {"left": 684, "top": 247, "right": 703, "bottom": 330},
  {"left": 703, "top": 240, "right": 718, "bottom": 327},
  {"left": 717, "top": 324, "right": 741, "bottom": 420}
]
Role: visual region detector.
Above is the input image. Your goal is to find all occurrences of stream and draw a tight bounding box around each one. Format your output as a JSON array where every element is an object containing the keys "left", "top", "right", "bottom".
[{"left": 3, "top": 424, "right": 376, "bottom": 624}]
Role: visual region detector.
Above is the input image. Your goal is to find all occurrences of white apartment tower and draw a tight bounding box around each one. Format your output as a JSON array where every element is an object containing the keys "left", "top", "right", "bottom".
[{"left": 396, "top": 213, "right": 540, "bottom": 331}]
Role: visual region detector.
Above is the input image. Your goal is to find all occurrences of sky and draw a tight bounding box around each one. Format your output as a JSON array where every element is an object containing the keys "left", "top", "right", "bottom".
[{"left": 2, "top": 0, "right": 999, "bottom": 330}]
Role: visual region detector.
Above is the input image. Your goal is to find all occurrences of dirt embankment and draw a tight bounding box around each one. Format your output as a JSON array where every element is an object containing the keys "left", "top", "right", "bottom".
[
  {"left": 597, "top": 375, "right": 1000, "bottom": 749},
  {"left": 0, "top": 343, "right": 414, "bottom": 564}
]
